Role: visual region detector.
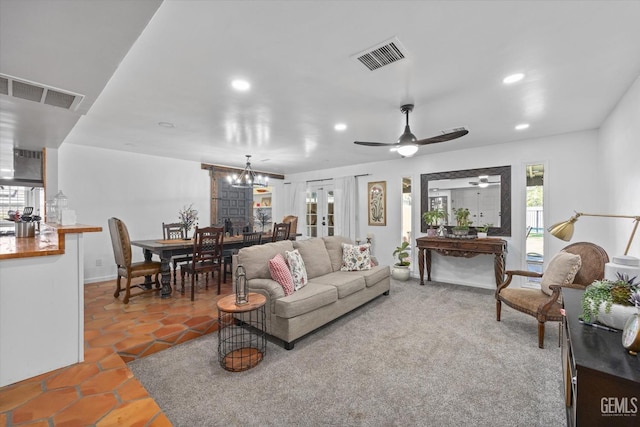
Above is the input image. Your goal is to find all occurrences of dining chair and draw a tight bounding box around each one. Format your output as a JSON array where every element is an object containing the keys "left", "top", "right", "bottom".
[
  {"left": 282, "top": 215, "right": 298, "bottom": 240},
  {"left": 223, "top": 231, "right": 263, "bottom": 282},
  {"left": 162, "top": 222, "right": 192, "bottom": 284},
  {"left": 271, "top": 222, "right": 291, "bottom": 242},
  {"left": 180, "top": 225, "right": 224, "bottom": 301},
  {"left": 108, "top": 217, "right": 162, "bottom": 304}
]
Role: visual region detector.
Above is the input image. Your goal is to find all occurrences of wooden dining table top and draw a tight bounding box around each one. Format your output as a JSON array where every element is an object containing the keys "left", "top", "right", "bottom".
[{"left": 132, "top": 232, "right": 272, "bottom": 250}]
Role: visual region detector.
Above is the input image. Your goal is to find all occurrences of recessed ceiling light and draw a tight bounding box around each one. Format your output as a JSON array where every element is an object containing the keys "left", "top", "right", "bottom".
[
  {"left": 334, "top": 123, "right": 347, "bottom": 131},
  {"left": 503, "top": 73, "right": 525, "bottom": 84},
  {"left": 515, "top": 123, "right": 530, "bottom": 130},
  {"left": 231, "top": 79, "right": 251, "bottom": 91},
  {"left": 158, "top": 121, "right": 174, "bottom": 128}
]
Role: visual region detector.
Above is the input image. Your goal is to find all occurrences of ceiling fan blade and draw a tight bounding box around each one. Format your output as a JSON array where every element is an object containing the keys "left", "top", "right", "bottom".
[
  {"left": 415, "top": 128, "right": 469, "bottom": 145},
  {"left": 354, "top": 141, "right": 397, "bottom": 147}
]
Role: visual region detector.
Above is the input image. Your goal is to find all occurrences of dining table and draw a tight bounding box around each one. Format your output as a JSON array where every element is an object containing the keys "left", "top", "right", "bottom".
[{"left": 131, "top": 232, "right": 271, "bottom": 298}]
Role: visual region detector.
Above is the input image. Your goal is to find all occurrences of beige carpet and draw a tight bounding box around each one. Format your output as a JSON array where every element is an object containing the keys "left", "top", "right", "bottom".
[{"left": 129, "top": 279, "right": 565, "bottom": 426}]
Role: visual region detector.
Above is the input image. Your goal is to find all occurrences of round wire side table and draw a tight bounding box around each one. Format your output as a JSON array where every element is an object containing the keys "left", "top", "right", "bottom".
[{"left": 216, "top": 292, "right": 267, "bottom": 372}]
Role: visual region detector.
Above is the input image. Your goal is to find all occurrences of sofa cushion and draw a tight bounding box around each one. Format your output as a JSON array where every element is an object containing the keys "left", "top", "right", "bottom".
[
  {"left": 293, "top": 238, "right": 333, "bottom": 278},
  {"left": 286, "top": 249, "right": 308, "bottom": 290},
  {"left": 269, "top": 253, "right": 295, "bottom": 296},
  {"left": 310, "top": 272, "right": 366, "bottom": 298},
  {"left": 347, "top": 265, "right": 390, "bottom": 287},
  {"left": 274, "top": 283, "right": 338, "bottom": 319},
  {"left": 322, "top": 236, "right": 353, "bottom": 271},
  {"left": 340, "top": 243, "right": 372, "bottom": 271},
  {"left": 238, "top": 240, "right": 294, "bottom": 280}
]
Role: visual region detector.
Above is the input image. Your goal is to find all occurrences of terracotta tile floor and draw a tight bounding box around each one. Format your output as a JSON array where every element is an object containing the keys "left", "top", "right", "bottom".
[{"left": 0, "top": 276, "right": 232, "bottom": 426}]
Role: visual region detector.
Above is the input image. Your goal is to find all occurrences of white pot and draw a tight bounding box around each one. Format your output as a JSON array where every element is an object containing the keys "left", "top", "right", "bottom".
[
  {"left": 477, "top": 232, "right": 487, "bottom": 239},
  {"left": 392, "top": 265, "right": 411, "bottom": 281},
  {"left": 596, "top": 303, "right": 638, "bottom": 330}
]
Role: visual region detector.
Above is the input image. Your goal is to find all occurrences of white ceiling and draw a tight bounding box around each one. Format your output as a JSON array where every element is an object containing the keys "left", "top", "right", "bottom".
[{"left": 2, "top": 0, "right": 640, "bottom": 176}]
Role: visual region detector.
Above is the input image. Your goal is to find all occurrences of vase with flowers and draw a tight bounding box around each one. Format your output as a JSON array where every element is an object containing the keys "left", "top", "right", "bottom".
[{"left": 178, "top": 203, "right": 198, "bottom": 240}]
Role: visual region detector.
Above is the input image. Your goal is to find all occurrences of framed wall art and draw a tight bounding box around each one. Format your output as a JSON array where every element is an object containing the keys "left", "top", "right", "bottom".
[{"left": 368, "top": 181, "right": 386, "bottom": 226}]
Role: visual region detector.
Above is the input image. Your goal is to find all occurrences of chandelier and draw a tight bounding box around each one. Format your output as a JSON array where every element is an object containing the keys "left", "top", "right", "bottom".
[{"left": 227, "top": 155, "right": 268, "bottom": 188}]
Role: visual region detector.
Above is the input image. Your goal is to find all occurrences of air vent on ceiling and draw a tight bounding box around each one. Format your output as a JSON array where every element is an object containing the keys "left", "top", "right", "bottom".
[
  {"left": 352, "top": 37, "right": 408, "bottom": 71},
  {"left": 0, "top": 73, "right": 84, "bottom": 111}
]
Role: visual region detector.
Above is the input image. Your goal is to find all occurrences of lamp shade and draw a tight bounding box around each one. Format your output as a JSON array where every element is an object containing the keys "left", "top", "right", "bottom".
[{"left": 547, "top": 216, "right": 578, "bottom": 241}]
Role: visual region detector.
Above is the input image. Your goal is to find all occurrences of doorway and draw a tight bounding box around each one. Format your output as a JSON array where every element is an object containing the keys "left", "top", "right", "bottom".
[
  {"left": 525, "top": 164, "right": 544, "bottom": 287},
  {"left": 306, "top": 184, "right": 334, "bottom": 238}
]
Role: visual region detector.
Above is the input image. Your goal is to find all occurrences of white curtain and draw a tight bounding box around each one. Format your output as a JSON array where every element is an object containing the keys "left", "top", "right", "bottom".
[
  {"left": 284, "top": 181, "right": 307, "bottom": 236},
  {"left": 334, "top": 176, "right": 356, "bottom": 240}
]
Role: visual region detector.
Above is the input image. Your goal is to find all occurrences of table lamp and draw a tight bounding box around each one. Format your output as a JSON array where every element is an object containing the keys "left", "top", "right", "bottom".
[{"left": 547, "top": 212, "right": 640, "bottom": 256}]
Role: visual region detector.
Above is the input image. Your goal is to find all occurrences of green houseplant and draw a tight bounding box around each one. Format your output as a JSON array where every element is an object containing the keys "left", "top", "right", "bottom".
[
  {"left": 391, "top": 241, "right": 411, "bottom": 281},
  {"left": 476, "top": 223, "right": 492, "bottom": 238},
  {"left": 452, "top": 207, "right": 472, "bottom": 236},
  {"left": 581, "top": 273, "right": 639, "bottom": 329},
  {"left": 422, "top": 210, "right": 445, "bottom": 236}
]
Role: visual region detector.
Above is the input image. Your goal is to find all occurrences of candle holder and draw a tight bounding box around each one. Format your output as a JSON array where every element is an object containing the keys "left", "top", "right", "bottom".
[{"left": 235, "top": 265, "right": 249, "bottom": 305}]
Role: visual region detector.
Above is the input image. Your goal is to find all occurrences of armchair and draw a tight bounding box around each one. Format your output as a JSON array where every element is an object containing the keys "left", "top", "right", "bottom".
[{"left": 496, "top": 242, "right": 608, "bottom": 348}]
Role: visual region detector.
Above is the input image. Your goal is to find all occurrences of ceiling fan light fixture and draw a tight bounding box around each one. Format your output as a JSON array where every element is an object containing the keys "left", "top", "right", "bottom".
[
  {"left": 397, "top": 144, "right": 418, "bottom": 157},
  {"left": 503, "top": 73, "right": 525, "bottom": 84}
]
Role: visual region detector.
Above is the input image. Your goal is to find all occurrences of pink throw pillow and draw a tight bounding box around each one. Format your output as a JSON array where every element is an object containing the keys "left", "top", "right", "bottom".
[{"left": 269, "top": 253, "right": 295, "bottom": 296}]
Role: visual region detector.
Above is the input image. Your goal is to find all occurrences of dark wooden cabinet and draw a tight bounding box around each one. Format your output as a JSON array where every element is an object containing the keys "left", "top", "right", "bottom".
[{"left": 562, "top": 288, "right": 640, "bottom": 426}]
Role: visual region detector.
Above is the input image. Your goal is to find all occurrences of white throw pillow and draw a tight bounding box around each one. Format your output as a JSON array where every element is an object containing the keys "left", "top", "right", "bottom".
[
  {"left": 285, "top": 249, "right": 308, "bottom": 291},
  {"left": 340, "top": 243, "right": 372, "bottom": 271}
]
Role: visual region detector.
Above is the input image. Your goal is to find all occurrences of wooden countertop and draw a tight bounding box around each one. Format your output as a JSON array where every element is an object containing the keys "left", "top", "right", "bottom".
[{"left": 0, "top": 223, "right": 102, "bottom": 260}]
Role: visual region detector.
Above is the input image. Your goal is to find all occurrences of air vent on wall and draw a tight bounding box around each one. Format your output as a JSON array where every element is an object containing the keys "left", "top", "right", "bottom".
[
  {"left": 0, "top": 73, "right": 84, "bottom": 111},
  {"left": 351, "top": 37, "right": 408, "bottom": 71}
]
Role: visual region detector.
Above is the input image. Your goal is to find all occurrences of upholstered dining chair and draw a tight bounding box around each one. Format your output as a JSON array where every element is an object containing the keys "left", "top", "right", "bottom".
[
  {"left": 496, "top": 241, "right": 609, "bottom": 348},
  {"left": 108, "top": 217, "right": 162, "bottom": 304},
  {"left": 162, "top": 222, "right": 192, "bottom": 284},
  {"left": 223, "top": 231, "right": 263, "bottom": 282},
  {"left": 271, "top": 222, "right": 291, "bottom": 242},
  {"left": 180, "top": 226, "right": 224, "bottom": 301},
  {"left": 282, "top": 215, "right": 298, "bottom": 240}
]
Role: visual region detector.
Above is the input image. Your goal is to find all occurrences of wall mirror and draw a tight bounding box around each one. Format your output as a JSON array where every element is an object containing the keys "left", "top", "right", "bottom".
[{"left": 420, "top": 165, "right": 511, "bottom": 236}]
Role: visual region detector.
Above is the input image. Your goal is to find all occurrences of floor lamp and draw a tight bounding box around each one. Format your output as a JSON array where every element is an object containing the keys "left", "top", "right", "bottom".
[{"left": 547, "top": 212, "right": 640, "bottom": 256}]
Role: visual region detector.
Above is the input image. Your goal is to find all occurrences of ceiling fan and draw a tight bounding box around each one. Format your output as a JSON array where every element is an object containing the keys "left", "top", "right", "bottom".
[
  {"left": 469, "top": 176, "right": 500, "bottom": 188},
  {"left": 354, "top": 104, "right": 469, "bottom": 157}
]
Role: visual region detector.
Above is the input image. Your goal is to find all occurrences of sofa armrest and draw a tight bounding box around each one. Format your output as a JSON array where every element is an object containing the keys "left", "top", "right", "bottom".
[{"left": 247, "top": 278, "right": 286, "bottom": 300}]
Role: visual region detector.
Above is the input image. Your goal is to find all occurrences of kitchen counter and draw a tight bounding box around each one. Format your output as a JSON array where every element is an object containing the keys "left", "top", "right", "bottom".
[
  {"left": 0, "top": 222, "right": 102, "bottom": 387},
  {"left": 0, "top": 223, "right": 101, "bottom": 260}
]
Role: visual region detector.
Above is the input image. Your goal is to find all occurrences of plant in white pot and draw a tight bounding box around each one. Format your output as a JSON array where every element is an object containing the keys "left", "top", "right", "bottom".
[
  {"left": 422, "top": 210, "right": 445, "bottom": 236},
  {"left": 452, "top": 207, "right": 472, "bottom": 236},
  {"left": 476, "top": 223, "right": 492, "bottom": 239},
  {"left": 392, "top": 241, "right": 411, "bottom": 281},
  {"left": 581, "top": 273, "right": 639, "bottom": 330}
]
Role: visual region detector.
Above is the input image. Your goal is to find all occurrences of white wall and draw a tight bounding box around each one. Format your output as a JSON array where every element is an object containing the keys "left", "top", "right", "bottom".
[
  {"left": 59, "top": 144, "right": 211, "bottom": 282},
  {"left": 599, "top": 75, "right": 640, "bottom": 259},
  {"left": 57, "top": 76, "right": 638, "bottom": 287},
  {"left": 288, "top": 129, "right": 603, "bottom": 289}
]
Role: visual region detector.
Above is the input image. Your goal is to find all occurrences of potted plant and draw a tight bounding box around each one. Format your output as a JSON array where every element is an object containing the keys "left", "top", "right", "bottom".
[
  {"left": 178, "top": 203, "right": 199, "bottom": 239},
  {"left": 452, "top": 207, "right": 472, "bottom": 236},
  {"left": 422, "top": 210, "right": 445, "bottom": 236},
  {"left": 391, "top": 241, "right": 411, "bottom": 281},
  {"left": 476, "top": 223, "right": 492, "bottom": 239},
  {"left": 581, "top": 273, "right": 639, "bottom": 330}
]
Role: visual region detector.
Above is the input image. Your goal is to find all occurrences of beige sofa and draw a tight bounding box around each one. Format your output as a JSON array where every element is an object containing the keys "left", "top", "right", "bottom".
[{"left": 231, "top": 236, "right": 390, "bottom": 349}]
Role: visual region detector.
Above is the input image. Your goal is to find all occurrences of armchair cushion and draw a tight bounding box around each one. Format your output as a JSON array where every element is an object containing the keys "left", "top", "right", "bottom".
[
  {"left": 499, "top": 288, "right": 563, "bottom": 319},
  {"left": 540, "top": 251, "right": 581, "bottom": 297}
]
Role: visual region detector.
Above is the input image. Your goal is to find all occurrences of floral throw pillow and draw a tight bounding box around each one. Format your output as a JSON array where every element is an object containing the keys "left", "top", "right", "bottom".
[
  {"left": 269, "top": 253, "right": 295, "bottom": 296},
  {"left": 341, "top": 243, "right": 372, "bottom": 271},
  {"left": 285, "top": 249, "right": 308, "bottom": 291}
]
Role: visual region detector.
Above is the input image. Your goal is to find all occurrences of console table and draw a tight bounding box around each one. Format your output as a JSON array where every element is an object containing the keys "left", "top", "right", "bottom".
[
  {"left": 562, "top": 288, "right": 640, "bottom": 427},
  {"left": 416, "top": 236, "right": 507, "bottom": 287}
]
